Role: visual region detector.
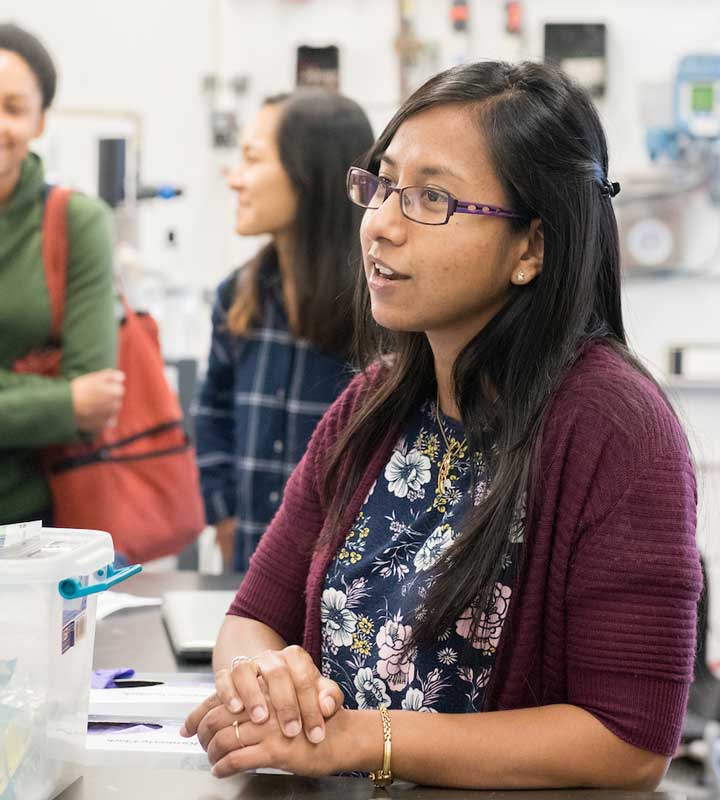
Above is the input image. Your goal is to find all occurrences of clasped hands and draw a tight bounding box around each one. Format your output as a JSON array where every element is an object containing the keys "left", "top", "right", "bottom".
[{"left": 180, "top": 645, "right": 346, "bottom": 778}]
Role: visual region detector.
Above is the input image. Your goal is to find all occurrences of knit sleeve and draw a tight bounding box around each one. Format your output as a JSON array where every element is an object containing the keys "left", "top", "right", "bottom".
[
  {"left": 0, "top": 194, "right": 116, "bottom": 448},
  {"left": 59, "top": 193, "right": 117, "bottom": 380},
  {"left": 565, "top": 444, "right": 702, "bottom": 756}
]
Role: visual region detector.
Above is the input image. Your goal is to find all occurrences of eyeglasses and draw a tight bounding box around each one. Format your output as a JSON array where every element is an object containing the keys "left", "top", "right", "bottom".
[{"left": 346, "top": 166, "right": 527, "bottom": 226}]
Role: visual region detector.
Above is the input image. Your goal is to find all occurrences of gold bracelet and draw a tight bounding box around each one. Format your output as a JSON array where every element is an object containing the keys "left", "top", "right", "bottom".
[{"left": 370, "top": 705, "right": 393, "bottom": 788}]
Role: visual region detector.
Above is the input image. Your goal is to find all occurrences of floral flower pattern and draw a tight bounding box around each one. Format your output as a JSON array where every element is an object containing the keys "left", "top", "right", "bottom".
[
  {"left": 376, "top": 618, "right": 416, "bottom": 691},
  {"left": 321, "top": 399, "right": 519, "bottom": 715},
  {"left": 320, "top": 588, "right": 357, "bottom": 648},
  {"left": 384, "top": 448, "right": 431, "bottom": 498},
  {"left": 455, "top": 582, "right": 513, "bottom": 653},
  {"left": 401, "top": 687, "right": 431, "bottom": 712},
  {"left": 413, "top": 523, "right": 455, "bottom": 572},
  {"left": 354, "top": 668, "right": 391, "bottom": 709}
]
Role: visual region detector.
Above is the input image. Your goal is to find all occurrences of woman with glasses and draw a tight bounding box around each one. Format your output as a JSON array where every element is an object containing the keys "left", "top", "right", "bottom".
[
  {"left": 0, "top": 24, "right": 122, "bottom": 527},
  {"left": 184, "top": 61, "right": 701, "bottom": 790},
  {"left": 193, "top": 90, "right": 373, "bottom": 571}
]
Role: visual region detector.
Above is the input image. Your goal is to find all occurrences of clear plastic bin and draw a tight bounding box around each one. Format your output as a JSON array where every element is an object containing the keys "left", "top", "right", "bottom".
[{"left": 0, "top": 527, "right": 139, "bottom": 800}]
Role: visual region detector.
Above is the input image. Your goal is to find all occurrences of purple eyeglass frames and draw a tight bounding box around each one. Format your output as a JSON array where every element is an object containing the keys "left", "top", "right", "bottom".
[{"left": 346, "top": 166, "right": 528, "bottom": 226}]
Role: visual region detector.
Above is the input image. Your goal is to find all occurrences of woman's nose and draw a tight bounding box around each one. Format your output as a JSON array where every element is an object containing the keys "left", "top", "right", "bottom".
[
  {"left": 0, "top": 111, "right": 13, "bottom": 138},
  {"left": 363, "top": 189, "right": 407, "bottom": 245},
  {"left": 225, "top": 164, "right": 245, "bottom": 190}
]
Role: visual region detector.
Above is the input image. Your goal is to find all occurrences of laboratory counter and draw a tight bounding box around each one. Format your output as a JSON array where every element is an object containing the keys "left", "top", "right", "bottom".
[{"left": 56, "top": 571, "right": 687, "bottom": 800}]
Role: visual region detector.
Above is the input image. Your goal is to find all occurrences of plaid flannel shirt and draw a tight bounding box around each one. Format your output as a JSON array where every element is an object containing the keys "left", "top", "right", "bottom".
[{"left": 193, "top": 258, "right": 351, "bottom": 570}]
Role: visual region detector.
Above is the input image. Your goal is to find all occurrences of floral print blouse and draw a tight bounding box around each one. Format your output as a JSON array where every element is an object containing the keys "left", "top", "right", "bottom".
[{"left": 320, "top": 399, "right": 524, "bottom": 714}]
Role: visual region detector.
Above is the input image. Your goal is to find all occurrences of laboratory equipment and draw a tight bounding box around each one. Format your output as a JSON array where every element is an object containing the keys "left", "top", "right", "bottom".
[{"left": 619, "top": 53, "right": 720, "bottom": 275}]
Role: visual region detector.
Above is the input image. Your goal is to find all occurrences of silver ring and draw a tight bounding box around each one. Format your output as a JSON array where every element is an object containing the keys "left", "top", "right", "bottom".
[{"left": 230, "top": 655, "right": 253, "bottom": 672}]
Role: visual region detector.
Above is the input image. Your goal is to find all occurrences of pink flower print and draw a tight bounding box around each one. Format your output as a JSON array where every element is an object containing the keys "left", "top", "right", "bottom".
[
  {"left": 454, "top": 582, "right": 512, "bottom": 652},
  {"left": 375, "top": 620, "right": 415, "bottom": 692}
]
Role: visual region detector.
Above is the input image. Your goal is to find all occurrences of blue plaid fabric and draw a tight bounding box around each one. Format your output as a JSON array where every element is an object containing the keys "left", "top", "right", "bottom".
[{"left": 193, "top": 256, "right": 352, "bottom": 571}]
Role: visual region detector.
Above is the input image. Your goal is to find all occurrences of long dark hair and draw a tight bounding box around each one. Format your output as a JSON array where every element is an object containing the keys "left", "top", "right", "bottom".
[
  {"left": 228, "top": 90, "right": 374, "bottom": 357},
  {"left": 323, "top": 60, "right": 665, "bottom": 649}
]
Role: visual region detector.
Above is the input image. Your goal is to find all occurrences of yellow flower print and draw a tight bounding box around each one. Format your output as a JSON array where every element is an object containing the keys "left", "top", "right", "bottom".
[
  {"left": 338, "top": 513, "right": 369, "bottom": 566},
  {"left": 415, "top": 431, "right": 440, "bottom": 462},
  {"left": 358, "top": 616, "right": 374, "bottom": 635},
  {"left": 351, "top": 634, "right": 372, "bottom": 656}
]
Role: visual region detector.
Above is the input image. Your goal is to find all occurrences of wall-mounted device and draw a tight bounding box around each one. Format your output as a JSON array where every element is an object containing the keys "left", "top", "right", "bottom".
[
  {"left": 296, "top": 45, "right": 340, "bottom": 91},
  {"left": 98, "top": 138, "right": 183, "bottom": 209},
  {"left": 201, "top": 73, "right": 249, "bottom": 149},
  {"left": 617, "top": 53, "right": 720, "bottom": 276},
  {"left": 544, "top": 23, "right": 607, "bottom": 98},
  {"left": 646, "top": 54, "right": 720, "bottom": 203}
]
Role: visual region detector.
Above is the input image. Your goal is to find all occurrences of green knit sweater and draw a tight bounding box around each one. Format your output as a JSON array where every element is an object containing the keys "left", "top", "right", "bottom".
[{"left": 0, "top": 154, "right": 117, "bottom": 523}]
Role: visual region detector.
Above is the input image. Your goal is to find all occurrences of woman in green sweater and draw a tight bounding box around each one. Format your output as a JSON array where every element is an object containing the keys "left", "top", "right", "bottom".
[{"left": 0, "top": 23, "right": 124, "bottom": 525}]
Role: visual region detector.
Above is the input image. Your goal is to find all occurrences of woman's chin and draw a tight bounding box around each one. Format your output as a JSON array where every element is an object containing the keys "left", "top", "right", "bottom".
[
  {"left": 370, "top": 307, "right": 423, "bottom": 334},
  {"left": 234, "top": 219, "right": 265, "bottom": 237},
  {"left": 0, "top": 153, "right": 20, "bottom": 179}
]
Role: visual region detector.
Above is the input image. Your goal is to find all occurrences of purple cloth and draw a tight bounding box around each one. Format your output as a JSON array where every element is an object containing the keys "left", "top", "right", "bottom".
[{"left": 91, "top": 668, "right": 135, "bottom": 689}]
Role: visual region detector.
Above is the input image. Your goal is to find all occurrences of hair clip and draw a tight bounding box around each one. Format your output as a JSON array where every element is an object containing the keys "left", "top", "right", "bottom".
[{"left": 600, "top": 179, "right": 621, "bottom": 198}]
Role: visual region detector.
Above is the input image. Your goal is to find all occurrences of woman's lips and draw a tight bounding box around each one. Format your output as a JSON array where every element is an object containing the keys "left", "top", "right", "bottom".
[
  {"left": 368, "top": 257, "right": 409, "bottom": 280},
  {"left": 368, "top": 259, "right": 411, "bottom": 291}
]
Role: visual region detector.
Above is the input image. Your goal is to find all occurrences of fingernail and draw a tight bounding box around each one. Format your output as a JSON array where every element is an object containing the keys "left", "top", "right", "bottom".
[
  {"left": 284, "top": 720, "right": 301, "bottom": 737},
  {"left": 321, "top": 696, "right": 336, "bottom": 715},
  {"left": 309, "top": 726, "right": 325, "bottom": 743},
  {"left": 229, "top": 698, "right": 243, "bottom": 713},
  {"left": 211, "top": 766, "right": 219, "bottom": 777},
  {"left": 179, "top": 724, "right": 188, "bottom": 737},
  {"left": 251, "top": 705, "right": 267, "bottom": 723}
]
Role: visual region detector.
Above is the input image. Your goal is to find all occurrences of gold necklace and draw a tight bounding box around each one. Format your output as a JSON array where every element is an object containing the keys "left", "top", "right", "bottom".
[{"left": 435, "top": 388, "right": 467, "bottom": 492}]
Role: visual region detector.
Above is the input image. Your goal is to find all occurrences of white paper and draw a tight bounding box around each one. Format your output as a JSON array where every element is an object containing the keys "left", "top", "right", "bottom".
[
  {"left": 95, "top": 590, "right": 162, "bottom": 621},
  {"left": 89, "top": 677, "right": 214, "bottom": 723},
  {"left": 85, "top": 721, "right": 209, "bottom": 769},
  {"left": 85, "top": 720, "right": 290, "bottom": 773}
]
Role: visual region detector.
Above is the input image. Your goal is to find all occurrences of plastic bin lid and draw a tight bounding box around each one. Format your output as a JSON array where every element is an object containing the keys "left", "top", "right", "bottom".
[{"left": 0, "top": 527, "right": 115, "bottom": 584}]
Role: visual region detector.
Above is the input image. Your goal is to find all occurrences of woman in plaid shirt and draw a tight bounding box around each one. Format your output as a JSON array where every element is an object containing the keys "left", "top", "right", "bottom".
[{"left": 194, "top": 91, "right": 373, "bottom": 571}]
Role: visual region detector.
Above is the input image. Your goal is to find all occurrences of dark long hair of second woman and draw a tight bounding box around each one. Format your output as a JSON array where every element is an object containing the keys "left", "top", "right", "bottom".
[
  {"left": 229, "top": 90, "right": 374, "bottom": 357},
  {"left": 323, "top": 60, "right": 669, "bottom": 652}
]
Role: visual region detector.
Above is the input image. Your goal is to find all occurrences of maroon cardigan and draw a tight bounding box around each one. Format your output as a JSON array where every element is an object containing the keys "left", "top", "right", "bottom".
[{"left": 229, "top": 343, "right": 702, "bottom": 757}]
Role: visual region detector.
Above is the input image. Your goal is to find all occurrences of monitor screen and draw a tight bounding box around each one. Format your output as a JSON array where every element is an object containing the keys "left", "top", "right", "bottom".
[{"left": 691, "top": 84, "right": 714, "bottom": 113}]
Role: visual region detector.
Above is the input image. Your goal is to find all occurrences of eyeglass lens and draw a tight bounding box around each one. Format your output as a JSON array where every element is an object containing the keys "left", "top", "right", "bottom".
[{"left": 349, "top": 170, "right": 450, "bottom": 224}]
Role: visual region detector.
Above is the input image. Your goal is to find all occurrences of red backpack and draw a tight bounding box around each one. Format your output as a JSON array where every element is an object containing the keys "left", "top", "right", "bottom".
[{"left": 14, "top": 187, "right": 205, "bottom": 562}]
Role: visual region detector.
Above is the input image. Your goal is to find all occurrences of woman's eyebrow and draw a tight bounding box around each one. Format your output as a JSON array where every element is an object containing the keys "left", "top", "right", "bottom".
[{"left": 380, "top": 153, "right": 464, "bottom": 182}]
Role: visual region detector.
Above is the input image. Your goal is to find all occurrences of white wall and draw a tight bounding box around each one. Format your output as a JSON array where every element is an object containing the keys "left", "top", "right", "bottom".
[{"left": 10, "top": 0, "right": 720, "bottom": 283}]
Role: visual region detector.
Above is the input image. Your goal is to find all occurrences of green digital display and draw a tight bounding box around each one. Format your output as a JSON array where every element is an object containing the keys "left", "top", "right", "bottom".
[{"left": 691, "top": 84, "right": 714, "bottom": 113}]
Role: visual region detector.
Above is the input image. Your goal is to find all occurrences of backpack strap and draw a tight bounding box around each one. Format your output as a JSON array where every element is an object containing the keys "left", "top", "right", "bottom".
[{"left": 42, "top": 186, "right": 73, "bottom": 341}]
